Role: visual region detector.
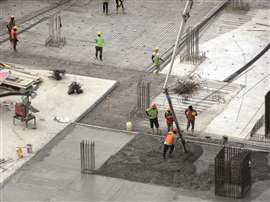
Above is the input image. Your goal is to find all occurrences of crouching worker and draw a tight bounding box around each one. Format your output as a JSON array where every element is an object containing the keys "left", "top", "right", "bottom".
[{"left": 163, "top": 128, "right": 177, "bottom": 159}]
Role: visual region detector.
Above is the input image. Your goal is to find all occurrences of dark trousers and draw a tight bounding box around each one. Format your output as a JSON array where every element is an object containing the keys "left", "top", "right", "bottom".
[
  {"left": 103, "top": 2, "right": 108, "bottom": 15},
  {"left": 12, "top": 39, "right": 18, "bottom": 51},
  {"left": 116, "top": 0, "right": 124, "bottom": 9},
  {"left": 95, "top": 46, "right": 103, "bottom": 60},
  {"left": 149, "top": 118, "right": 159, "bottom": 129},
  {"left": 163, "top": 144, "right": 174, "bottom": 159},
  {"left": 187, "top": 119, "right": 195, "bottom": 130}
]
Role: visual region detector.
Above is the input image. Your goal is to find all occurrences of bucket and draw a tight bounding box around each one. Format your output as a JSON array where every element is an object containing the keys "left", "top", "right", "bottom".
[
  {"left": 26, "top": 144, "right": 33, "bottom": 153},
  {"left": 16, "top": 147, "right": 24, "bottom": 159},
  {"left": 126, "top": 121, "right": 133, "bottom": 132}
]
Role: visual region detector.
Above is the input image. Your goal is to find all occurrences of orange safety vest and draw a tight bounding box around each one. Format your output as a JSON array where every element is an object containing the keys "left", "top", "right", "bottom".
[
  {"left": 164, "top": 133, "right": 175, "bottom": 145},
  {"left": 185, "top": 109, "right": 197, "bottom": 121}
]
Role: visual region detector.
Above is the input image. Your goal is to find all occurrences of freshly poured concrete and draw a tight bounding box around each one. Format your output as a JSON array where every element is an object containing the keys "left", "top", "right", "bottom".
[
  {"left": 0, "top": 67, "right": 117, "bottom": 184},
  {"left": 1, "top": 125, "right": 270, "bottom": 202}
]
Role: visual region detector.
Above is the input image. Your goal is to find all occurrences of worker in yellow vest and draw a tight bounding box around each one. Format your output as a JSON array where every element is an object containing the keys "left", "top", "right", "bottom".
[
  {"left": 152, "top": 47, "right": 161, "bottom": 72},
  {"left": 163, "top": 128, "right": 177, "bottom": 159},
  {"left": 146, "top": 103, "right": 159, "bottom": 135},
  {"left": 95, "top": 32, "right": 104, "bottom": 61}
]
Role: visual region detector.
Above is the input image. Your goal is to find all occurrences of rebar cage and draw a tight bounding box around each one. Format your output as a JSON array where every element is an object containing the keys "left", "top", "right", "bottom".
[{"left": 215, "top": 147, "right": 251, "bottom": 198}]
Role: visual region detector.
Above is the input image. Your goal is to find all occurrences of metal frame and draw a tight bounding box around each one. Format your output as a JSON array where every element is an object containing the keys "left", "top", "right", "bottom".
[{"left": 215, "top": 147, "right": 251, "bottom": 198}]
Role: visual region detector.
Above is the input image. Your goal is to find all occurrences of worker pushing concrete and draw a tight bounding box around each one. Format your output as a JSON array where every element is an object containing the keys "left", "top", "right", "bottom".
[
  {"left": 146, "top": 103, "right": 160, "bottom": 135},
  {"left": 185, "top": 105, "right": 197, "bottom": 135},
  {"left": 163, "top": 128, "right": 177, "bottom": 159},
  {"left": 95, "top": 32, "right": 104, "bottom": 61},
  {"left": 7, "top": 16, "right": 16, "bottom": 43},
  {"left": 102, "top": 0, "right": 109, "bottom": 15},
  {"left": 164, "top": 107, "right": 174, "bottom": 132},
  {"left": 11, "top": 26, "right": 18, "bottom": 51}
]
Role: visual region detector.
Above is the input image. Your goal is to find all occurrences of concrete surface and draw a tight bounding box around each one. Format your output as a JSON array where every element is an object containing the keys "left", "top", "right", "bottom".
[
  {"left": 0, "top": 66, "right": 116, "bottom": 184},
  {"left": 1, "top": 125, "right": 270, "bottom": 202}
]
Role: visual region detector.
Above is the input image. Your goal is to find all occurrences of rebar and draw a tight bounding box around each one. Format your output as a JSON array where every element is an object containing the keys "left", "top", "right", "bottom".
[
  {"left": 80, "top": 140, "right": 95, "bottom": 174},
  {"left": 45, "top": 14, "right": 65, "bottom": 47}
]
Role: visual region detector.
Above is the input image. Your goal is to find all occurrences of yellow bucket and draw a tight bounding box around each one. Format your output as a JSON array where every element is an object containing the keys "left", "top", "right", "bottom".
[{"left": 126, "top": 121, "right": 133, "bottom": 132}]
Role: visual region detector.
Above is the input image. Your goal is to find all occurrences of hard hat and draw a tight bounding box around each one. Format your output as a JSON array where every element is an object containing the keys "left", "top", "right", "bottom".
[
  {"left": 13, "top": 26, "right": 17, "bottom": 30},
  {"left": 151, "top": 103, "right": 157, "bottom": 108},
  {"left": 166, "top": 106, "right": 170, "bottom": 111},
  {"left": 172, "top": 128, "right": 177, "bottom": 133},
  {"left": 168, "top": 131, "right": 174, "bottom": 135},
  {"left": 192, "top": 111, "right": 197, "bottom": 116},
  {"left": 97, "top": 32, "right": 102, "bottom": 35},
  {"left": 154, "top": 47, "right": 159, "bottom": 51},
  {"left": 10, "top": 15, "right": 15, "bottom": 19}
]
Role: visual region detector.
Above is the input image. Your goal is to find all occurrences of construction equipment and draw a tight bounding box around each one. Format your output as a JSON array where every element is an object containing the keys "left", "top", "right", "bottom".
[
  {"left": 162, "top": 0, "right": 194, "bottom": 153},
  {"left": 68, "top": 81, "right": 83, "bottom": 95}
]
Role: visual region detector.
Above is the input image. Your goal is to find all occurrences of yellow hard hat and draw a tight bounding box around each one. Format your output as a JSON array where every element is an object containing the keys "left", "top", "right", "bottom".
[
  {"left": 192, "top": 111, "right": 197, "bottom": 116},
  {"left": 166, "top": 106, "right": 170, "bottom": 111},
  {"left": 13, "top": 26, "right": 17, "bottom": 30},
  {"left": 154, "top": 47, "right": 159, "bottom": 51},
  {"left": 97, "top": 32, "right": 102, "bottom": 35}
]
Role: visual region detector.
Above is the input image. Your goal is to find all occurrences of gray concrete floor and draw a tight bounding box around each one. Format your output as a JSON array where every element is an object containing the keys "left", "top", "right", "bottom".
[{"left": 1, "top": 124, "right": 270, "bottom": 201}]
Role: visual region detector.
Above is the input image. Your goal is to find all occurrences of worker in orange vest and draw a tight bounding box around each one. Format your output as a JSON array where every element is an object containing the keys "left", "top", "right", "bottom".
[
  {"left": 185, "top": 105, "right": 197, "bottom": 134},
  {"left": 11, "top": 26, "right": 18, "bottom": 51},
  {"left": 163, "top": 128, "right": 177, "bottom": 159}
]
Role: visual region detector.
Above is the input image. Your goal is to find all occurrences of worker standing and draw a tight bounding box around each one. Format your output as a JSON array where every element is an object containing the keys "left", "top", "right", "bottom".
[
  {"left": 185, "top": 105, "right": 197, "bottom": 135},
  {"left": 164, "top": 107, "right": 173, "bottom": 132},
  {"left": 163, "top": 128, "right": 177, "bottom": 159},
  {"left": 146, "top": 103, "right": 159, "bottom": 135},
  {"left": 11, "top": 26, "right": 18, "bottom": 51},
  {"left": 95, "top": 32, "right": 104, "bottom": 61},
  {"left": 103, "top": 0, "right": 109, "bottom": 15},
  {"left": 152, "top": 47, "right": 161, "bottom": 72},
  {"left": 6, "top": 16, "right": 16, "bottom": 42}
]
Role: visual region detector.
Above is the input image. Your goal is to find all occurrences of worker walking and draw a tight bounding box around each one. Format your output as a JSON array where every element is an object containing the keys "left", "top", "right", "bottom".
[
  {"left": 7, "top": 15, "right": 16, "bottom": 42},
  {"left": 152, "top": 47, "right": 161, "bottom": 72},
  {"left": 116, "top": 0, "right": 124, "bottom": 13},
  {"left": 11, "top": 26, "right": 18, "bottom": 51},
  {"left": 185, "top": 105, "right": 197, "bottom": 135},
  {"left": 103, "top": 0, "right": 109, "bottom": 15},
  {"left": 95, "top": 32, "right": 104, "bottom": 61},
  {"left": 146, "top": 103, "right": 159, "bottom": 135},
  {"left": 164, "top": 107, "right": 174, "bottom": 132},
  {"left": 163, "top": 128, "right": 177, "bottom": 159}
]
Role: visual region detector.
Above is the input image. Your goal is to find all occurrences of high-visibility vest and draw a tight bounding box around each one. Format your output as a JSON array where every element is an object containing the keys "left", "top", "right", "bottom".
[
  {"left": 96, "top": 36, "right": 104, "bottom": 47},
  {"left": 146, "top": 107, "right": 158, "bottom": 119},
  {"left": 152, "top": 52, "right": 160, "bottom": 66},
  {"left": 164, "top": 133, "right": 175, "bottom": 145},
  {"left": 185, "top": 109, "right": 197, "bottom": 121},
  {"left": 165, "top": 111, "right": 173, "bottom": 124}
]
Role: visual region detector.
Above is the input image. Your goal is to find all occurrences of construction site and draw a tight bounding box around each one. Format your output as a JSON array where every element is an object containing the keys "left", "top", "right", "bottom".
[{"left": 0, "top": 0, "right": 269, "bottom": 201}]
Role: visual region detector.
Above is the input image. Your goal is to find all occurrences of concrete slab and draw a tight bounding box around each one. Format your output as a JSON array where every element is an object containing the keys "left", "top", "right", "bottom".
[
  {"left": 1, "top": 125, "right": 270, "bottom": 202},
  {"left": 0, "top": 66, "right": 117, "bottom": 184}
]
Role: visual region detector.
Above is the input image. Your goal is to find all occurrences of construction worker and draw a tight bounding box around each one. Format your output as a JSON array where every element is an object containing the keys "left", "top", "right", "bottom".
[
  {"left": 146, "top": 103, "right": 159, "bottom": 135},
  {"left": 164, "top": 107, "right": 173, "bottom": 132},
  {"left": 95, "top": 32, "right": 104, "bottom": 61},
  {"left": 185, "top": 105, "right": 197, "bottom": 134},
  {"left": 103, "top": 0, "right": 109, "bottom": 15},
  {"left": 7, "top": 16, "right": 16, "bottom": 42},
  {"left": 11, "top": 26, "right": 18, "bottom": 51},
  {"left": 163, "top": 128, "right": 177, "bottom": 159},
  {"left": 152, "top": 47, "right": 161, "bottom": 72},
  {"left": 116, "top": 0, "right": 124, "bottom": 13}
]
